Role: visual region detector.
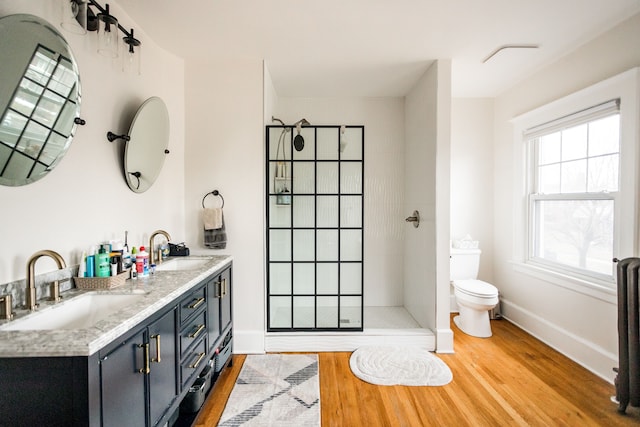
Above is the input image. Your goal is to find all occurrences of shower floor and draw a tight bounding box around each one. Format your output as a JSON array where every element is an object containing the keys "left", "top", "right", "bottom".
[{"left": 265, "top": 306, "right": 435, "bottom": 352}]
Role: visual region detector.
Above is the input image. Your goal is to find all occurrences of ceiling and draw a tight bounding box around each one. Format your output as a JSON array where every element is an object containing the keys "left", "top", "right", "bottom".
[{"left": 116, "top": 0, "right": 640, "bottom": 98}]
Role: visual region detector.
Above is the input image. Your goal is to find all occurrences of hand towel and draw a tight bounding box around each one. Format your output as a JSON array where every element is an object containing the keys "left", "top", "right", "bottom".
[
  {"left": 203, "top": 208, "right": 223, "bottom": 230},
  {"left": 204, "top": 212, "right": 227, "bottom": 249}
]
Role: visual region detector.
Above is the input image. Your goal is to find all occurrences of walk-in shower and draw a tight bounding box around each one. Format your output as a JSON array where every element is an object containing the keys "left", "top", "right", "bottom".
[
  {"left": 265, "top": 119, "right": 435, "bottom": 351},
  {"left": 266, "top": 122, "right": 364, "bottom": 332}
]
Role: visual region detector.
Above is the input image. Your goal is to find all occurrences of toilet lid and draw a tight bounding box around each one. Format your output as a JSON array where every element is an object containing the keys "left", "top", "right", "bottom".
[{"left": 453, "top": 279, "right": 498, "bottom": 297}]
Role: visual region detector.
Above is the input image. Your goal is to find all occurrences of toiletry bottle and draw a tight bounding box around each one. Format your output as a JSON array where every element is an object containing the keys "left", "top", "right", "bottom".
[
  {"left": 136, "top": 246, "right": 149, "bottom": 277},
  {"left": 122, "top": 246, "right": 132, "bottom": 270},
  {"left": 95, "top": 246, "right": 111, "bottom": 277},
  {"left": 78, "top": 251, "right": 86, "bottom": 278},
  {"left": 110, "top": 252, "right": 122, "bottom": 273},
  {"left": 86, "top": 246, "right": 95, "bottom": 277},
  {"left": 110, "top": 257, "right": 118, "bottom": 276},
  {"left": 160, "top": 239, "right": 170, "bottom": 260}
]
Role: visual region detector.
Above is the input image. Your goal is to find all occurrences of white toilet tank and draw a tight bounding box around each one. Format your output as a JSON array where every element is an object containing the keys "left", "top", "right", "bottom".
[{"left": 450, "top": 248, "right": 481, "bottom": 281}]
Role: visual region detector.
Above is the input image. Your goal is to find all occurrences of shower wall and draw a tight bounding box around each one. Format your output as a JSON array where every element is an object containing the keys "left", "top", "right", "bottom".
[{"left": 276, "top": 97, "right": 405, "bottom": 307}]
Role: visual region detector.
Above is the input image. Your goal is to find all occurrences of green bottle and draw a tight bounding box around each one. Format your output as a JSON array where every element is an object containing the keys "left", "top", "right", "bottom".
[{"left": 95, "top": 246, "right": 111, "bottom": 277}]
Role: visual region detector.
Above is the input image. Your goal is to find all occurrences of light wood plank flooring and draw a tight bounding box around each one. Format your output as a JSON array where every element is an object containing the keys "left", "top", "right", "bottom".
[{"left": 193, "top": 316, "right": 640, "bottom": 426}]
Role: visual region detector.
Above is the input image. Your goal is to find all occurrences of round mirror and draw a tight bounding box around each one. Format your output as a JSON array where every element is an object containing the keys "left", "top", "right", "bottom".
[
  {"left": 0, "top": 14, "right": 82, "bottom": 186},
  {"left": 124, "top": 97, "right": 170, "bottom": 193}
]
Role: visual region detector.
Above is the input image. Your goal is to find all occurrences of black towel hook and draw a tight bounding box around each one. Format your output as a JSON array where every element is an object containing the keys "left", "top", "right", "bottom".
[{"left": 202, "top": 190, "right": 224, "bottom": 209}]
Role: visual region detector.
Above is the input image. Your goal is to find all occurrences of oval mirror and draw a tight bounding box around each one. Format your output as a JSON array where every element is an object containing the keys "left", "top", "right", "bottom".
[
  {"left": 124, "top": 97, "right": 170, "bottom": 193},
  {"left": 0, "top": 14, "right": 82, "bottom": 186}
]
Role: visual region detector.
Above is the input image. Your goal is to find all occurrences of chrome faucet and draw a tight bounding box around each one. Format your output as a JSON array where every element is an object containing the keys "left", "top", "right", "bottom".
[
  {"left": 149, "top": 230, "right": 171, "bottom": 265},
  {"left": 25, "top": 250, "right": 66, "bottom": 311}
]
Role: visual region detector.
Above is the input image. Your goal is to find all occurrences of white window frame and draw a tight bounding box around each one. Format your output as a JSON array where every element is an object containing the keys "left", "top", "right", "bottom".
[{"left": 511, "top": 68, "right": 640, "bottom": 302}]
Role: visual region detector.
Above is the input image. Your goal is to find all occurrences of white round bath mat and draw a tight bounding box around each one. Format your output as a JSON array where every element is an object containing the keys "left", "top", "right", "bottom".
[{"left": 349, "top": 346, "right": 453, "bottom": 386}]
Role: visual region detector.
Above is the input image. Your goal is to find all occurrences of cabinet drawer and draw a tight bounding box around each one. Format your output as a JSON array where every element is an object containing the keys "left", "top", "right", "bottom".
[
  {"left": 180, "top": 286, "right": 206, "bottom": 324},
  {"left": 181, "top": 339, "right": 207, "bottom": 389},
  {"left": 180, "top": 311, "right": 207, "bottom": 358}
]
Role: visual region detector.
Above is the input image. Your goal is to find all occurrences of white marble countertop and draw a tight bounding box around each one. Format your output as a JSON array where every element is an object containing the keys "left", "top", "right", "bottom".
[{"left": 0, "top": 255, "right": 232, "bottom": 358}]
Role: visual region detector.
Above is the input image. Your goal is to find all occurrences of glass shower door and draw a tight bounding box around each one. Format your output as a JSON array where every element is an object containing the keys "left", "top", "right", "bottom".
[{"left": 266, "top": 125, "right": 364, "bottom": 331}]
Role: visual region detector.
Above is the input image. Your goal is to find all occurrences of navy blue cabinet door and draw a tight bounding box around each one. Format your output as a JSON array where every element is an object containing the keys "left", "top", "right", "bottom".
[
  {"left": 100, "top": 330, "right": 146, "bottom": 427},
  {"left": 220, "top": 267, "right": 232, "bottom": 332},
  {"left": 207, "top": 275, "right": 221, "bottom": 351},
  {"left": 149, "top": 307, "right": 178, "bottom": 426}
]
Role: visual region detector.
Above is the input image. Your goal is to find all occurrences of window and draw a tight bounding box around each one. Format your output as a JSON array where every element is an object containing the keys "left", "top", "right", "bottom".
[
  {"left": 526, "top": 101, "right": 620, "bottom": 281},
  {"left": 512, "top": 69, "right": 639, "bottom": 298}
]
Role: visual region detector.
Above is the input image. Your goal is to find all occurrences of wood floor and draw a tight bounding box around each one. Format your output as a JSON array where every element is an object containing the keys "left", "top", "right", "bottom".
[{"left": 193, "top": 317, "right": 640, "bottom": 426}]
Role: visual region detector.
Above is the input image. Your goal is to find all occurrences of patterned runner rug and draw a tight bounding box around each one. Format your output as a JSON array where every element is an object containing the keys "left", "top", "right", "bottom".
[
  {"left": 350, "top": 346, "right": 453, "bottom": 386},
  {"left": 218, "top": 354, "right": 320, "bottom": 426}
]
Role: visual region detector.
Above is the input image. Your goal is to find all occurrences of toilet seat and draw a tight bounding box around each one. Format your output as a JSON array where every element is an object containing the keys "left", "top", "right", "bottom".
[{"left": 453, "top": 279, "right": 498, "bottom": 298}]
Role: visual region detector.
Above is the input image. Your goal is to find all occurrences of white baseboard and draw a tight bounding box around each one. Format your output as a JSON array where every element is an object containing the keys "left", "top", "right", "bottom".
[
  {"left": 501, "top": 299, "right": 617, "bottom": 384},
  {"left": 233, "top": 330, "right": 265, "bottom": 354},
  {"left": 436, "top": 328, "right": 455, "bottom": 353},
  {"left": 265, "top": 329, "right": 435, "bottom": 352}
]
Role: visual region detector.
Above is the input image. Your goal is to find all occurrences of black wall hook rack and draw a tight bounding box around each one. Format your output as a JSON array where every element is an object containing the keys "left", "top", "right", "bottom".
[{"left": 202, "top": 190, "right": 224, "bottom": 209}]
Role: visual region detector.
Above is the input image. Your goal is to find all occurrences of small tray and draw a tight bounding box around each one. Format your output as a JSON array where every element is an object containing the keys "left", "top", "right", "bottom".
[{"left": 74, "top": 270, "right": 130, "bottom": 290}]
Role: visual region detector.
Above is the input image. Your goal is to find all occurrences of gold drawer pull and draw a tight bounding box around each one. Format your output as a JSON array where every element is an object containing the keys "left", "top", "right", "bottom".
[
  {"left": 188, "top": 324, "right": 205, "bottom": 339},
  {"left": 222, "top": 278, "right": 227, "bottom": 297},
  {"left": 188, "top": 352, "right": 206, "bottom": 369},
  {"left": 138, "top": 343, "right": 150, "bottom": 374},
  {"left": 151, "top": 334, "right": 161, "bottom": 363},
  {"left": 188, "top": 297, "right": 205, "bottom": 309}
]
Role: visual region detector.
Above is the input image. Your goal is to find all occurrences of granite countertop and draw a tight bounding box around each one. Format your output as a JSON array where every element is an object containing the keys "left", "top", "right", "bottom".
[{"left": 0, "top": 255, "right": 232, "bottom": 358}]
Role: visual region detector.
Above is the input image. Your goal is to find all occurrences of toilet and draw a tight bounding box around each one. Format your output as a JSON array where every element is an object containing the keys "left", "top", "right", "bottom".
[{"left": 450, "top": 247, "right": 499, "bottom": 338}]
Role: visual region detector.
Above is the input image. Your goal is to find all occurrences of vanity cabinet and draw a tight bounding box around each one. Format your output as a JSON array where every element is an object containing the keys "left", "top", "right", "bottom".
[
  {"left": 0, "top": 260, "right": 232, "bottom": 427},
  {"left": 100, "top": 306, "right": 177, "bottom": 427}
]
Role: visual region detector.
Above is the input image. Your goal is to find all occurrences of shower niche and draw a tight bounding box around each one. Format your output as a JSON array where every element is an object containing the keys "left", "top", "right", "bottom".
[{"left": 266, "top": 125, "right": 364, "bottom": 331}]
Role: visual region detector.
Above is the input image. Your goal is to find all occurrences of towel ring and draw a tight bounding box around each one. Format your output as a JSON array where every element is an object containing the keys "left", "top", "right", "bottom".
[{"left": 202, "top": 190, "right": 224, "bottom": 209}]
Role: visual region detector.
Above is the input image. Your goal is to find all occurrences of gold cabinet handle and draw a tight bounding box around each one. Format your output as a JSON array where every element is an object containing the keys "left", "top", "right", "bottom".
[
  {"left": 215, "top": 280, "right": 222, "bottom": 298},
  {"left": 188, "top": 352, "right": 206, "bottom": 369},
  {"left": 188, "top": 324, "right": 205, "bottom": 339},
  {"left": 188, "top": 297, "right": 205, "bottom": 309},
  {"left": 151, "top": 334, "right": 161, "bottom": 363},
  {"left": 222, "top": 278, "right": 227, "bottom": 297},
  {"left": 138, "top": 343, "right": 150, "bottom": 374}
]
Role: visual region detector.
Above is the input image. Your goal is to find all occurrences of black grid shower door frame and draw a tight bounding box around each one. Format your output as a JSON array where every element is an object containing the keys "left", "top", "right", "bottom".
[{"left": 266, "top": 125, "right": 364, "bottom": 332}]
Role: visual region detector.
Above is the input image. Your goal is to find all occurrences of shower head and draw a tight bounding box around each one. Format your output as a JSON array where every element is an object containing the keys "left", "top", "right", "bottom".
[{"left": 292, "top": 118, "right": 309, "bottom": 152}]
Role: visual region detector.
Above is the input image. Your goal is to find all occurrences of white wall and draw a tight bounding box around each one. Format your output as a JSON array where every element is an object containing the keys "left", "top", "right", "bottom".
[
  {"left": 275, "top": 96, "right": 406, "bottom": 307},
  {"left": 450, "top": 98, "right": 494, "bottom": 283},
  {"left": 493, "top": 12, "right": 640, "bottom": 382},
  {"left": 184, "top": 59, "right": 265, "bottom": 353},
  {"left": 404, "top": 60, "right": 453, "bottom": 352},
  {"left": 0, "top": 1, "right": 185, "bottom": 284}
]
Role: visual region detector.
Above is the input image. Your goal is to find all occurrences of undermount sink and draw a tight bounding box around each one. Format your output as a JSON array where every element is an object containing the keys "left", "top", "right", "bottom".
[
  {"left": 155, "top": 257, "right": 211, "bottom": 272},
  {"left": 0, "top": 292, "right": 145, "bottom": 331}
]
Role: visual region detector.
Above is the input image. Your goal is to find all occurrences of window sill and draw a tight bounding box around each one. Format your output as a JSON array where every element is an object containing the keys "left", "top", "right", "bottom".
[{"left": 510, "top": 261, "right": 617, "bottom": 304}]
